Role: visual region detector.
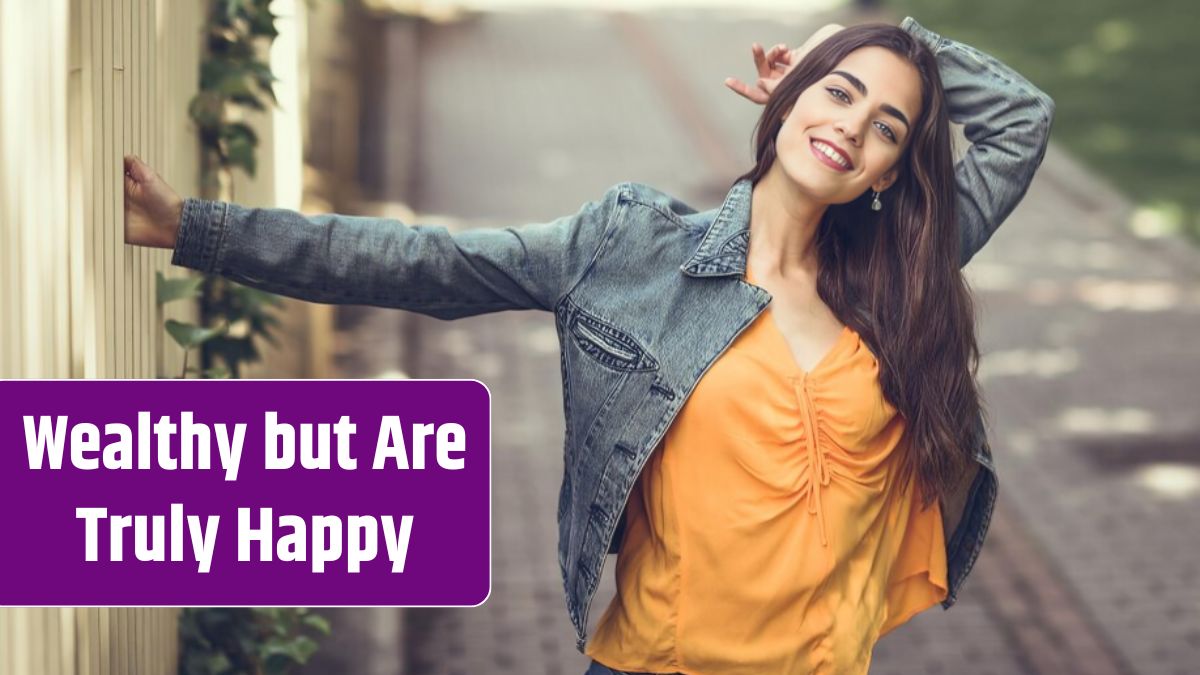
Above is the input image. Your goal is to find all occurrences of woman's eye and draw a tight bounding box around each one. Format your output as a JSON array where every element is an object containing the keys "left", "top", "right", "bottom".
[
  {"left": 828, "top": 86, "right": 898, "bottom": 143},
  {"left": 826, "top": 87, "right": 851, "bottom": 103}
]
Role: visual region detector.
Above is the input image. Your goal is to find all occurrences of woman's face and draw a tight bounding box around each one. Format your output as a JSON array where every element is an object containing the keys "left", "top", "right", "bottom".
[{"left": 773, "top": 46, "right": 923, "bottom": 205}]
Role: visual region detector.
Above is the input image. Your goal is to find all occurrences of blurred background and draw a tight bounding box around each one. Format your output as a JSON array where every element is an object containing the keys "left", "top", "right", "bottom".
[{"left": 1, "top": 0, "right": 1197, "bottom": 673}]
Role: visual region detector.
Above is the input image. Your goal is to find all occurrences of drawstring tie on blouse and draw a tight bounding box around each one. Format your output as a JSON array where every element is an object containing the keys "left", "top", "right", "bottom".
[{"left": 796, "top": 373, "right": 832, "bottom": 547}]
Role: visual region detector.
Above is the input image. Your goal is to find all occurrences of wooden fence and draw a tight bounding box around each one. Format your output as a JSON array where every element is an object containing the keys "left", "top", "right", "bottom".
[{"left": 0, "top": 0, "right": 322, "bottom": 672}]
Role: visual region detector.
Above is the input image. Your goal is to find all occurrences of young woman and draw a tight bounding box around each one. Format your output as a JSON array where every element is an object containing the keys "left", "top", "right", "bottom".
[{"left": 125, "top": 17, "right": 1054, "bottom": 674}]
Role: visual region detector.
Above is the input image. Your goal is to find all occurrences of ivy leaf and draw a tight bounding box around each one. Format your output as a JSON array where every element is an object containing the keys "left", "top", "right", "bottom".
[
  {"left": 301, "top": 612, "right": 332, "bottom": 636},
  {"left": 248, "top": 60, "right": 277, "bottom": 84},
  {"left": 156, "top": 272, "right": 204, "bottom": 305},
  {"left": 248, "top": 11, "right": 280, "bottom": 39},
  {"left": 230, "top": 92, "right": 266, "bottom": 111},
  {"left": 226, "top": 134, "right": 257, "bottom": 177},
  {"left": 183, "top": 366, "right": 231, "bottom": 379},
  {"left": 221, "top": 122, "right": 259, "bottom": 146},
  {"left": 207, "top": 335, "right": 261, "bottom": 368},
  {"left": 200, "top": 58, "right": 239, "bottom": 91},
  {"left": 217, "top": 73, "right": 255, "bottom": 98},
  {"left": 187, "top": 91, "right": 224, "bottom": 129},
  {"left": 165, "top": 320, "right": 228, "bottom": 350},
  {"left": 260, "top": 636, "right": 318, "bottom": 666},
  {"left": 220, "top": 0, "right": 245, "bottom": 21},
  {"left": 203, "top": 58, "right": 258, "bottom": 98}
]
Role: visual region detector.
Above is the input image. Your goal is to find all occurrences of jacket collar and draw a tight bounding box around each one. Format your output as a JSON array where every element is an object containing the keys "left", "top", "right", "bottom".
[{"left": 680, "top": 178, "right": 754, "bottom": 278}]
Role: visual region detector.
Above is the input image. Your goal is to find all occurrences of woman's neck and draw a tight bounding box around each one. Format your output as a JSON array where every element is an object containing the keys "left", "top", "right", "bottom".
[{"left": 748, "top": 166, "right": 827, "bottom": 280}]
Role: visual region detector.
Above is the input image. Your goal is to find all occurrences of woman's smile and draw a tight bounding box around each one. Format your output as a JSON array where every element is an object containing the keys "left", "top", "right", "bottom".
[{"left": 810, "top": 139, "right": 853, "bottom": 172}]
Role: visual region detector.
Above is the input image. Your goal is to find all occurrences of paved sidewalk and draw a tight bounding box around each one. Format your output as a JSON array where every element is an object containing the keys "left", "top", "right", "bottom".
[{"left": 336, "top": 7, "right": 1200, "bottom": 674}]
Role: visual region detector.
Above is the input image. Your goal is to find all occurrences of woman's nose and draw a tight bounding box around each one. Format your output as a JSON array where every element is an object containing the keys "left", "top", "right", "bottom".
[{"left": 833, "top": 116, "right": 867, "bottom": 146}]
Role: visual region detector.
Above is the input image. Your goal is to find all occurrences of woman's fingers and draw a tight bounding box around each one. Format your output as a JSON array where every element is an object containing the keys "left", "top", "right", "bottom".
[
  {"left": 724, "top": 76, "right": 768, "bottom": 105},
  {"left": 125, "top": 154, "right": 145, "bottom": 181},
  {"left": 734, "top": 40, "right": 795, "bottom": 105},
  {"left": 766, "top": 44, "right": 788, "bottom": 68},
  {"left": 754, "top": 43, "right": 788, "bottom": 79},
  {"left": 751, "top": 42, "right": 768, "bottom": 77},
  {"left": 122, "top": 154, "right": 183, "bottom": 249}
]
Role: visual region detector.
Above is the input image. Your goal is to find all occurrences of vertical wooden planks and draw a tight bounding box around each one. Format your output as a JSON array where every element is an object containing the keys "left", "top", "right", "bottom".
[
  {"left": 9, "top": 0, "right": 29, "bottom": 378},
  {"left": 97, "top": 0, "right": 112, "bottom": 378},
  {"left": 82, "top": 0, "right": 101, "bottom": 378},
  {"left": 113, "top": 0, "right": 126, "bottom": 379},
  {"left": 69, "top": 0, "right": 86, "bottom": 378},
  {"left": 0, "top": 0, "right": 13, "bottom": 378},
  {"left": 127, "top": 0, "right": 136, "bottom": 377},
  {"left": 52, "top": 0, "right": 72, "bottom": 378},
  {"left": 0, "top": 608, "right": 10, "bottom": 675},
  {"left": 138, "top": 0, "right": 148, "bottom": 378},
  {"left": 59, "top": 608, "right": 77, "bottom": 675}
]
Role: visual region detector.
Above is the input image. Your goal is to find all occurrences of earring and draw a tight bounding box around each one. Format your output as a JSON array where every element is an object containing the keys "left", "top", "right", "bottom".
[{"left": 871, "top": 190, "right": 883, "bottom": 211}]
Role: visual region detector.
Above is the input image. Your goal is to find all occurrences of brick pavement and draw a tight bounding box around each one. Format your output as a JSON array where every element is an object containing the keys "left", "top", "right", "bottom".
[{"left": 333, "top": 7, "right": 1199, "bottom": 674}]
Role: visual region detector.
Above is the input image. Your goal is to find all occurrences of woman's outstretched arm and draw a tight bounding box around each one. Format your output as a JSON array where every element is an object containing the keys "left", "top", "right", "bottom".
[
  {"left": 727, "top": 18, "right": 1057, "bottom": 268},
  {"left": 123, "top": 155, "right": 621, "bottom": 319},
  {"left": 898, "top": 17, "right": 1056, "bottom": 268}
]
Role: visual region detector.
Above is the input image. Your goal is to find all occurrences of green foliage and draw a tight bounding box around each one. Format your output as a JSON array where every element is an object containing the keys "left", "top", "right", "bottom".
[
  {"left": 168, "top": 4, "right": 333, "bottom": 674},
  {"left": 178, "top": 608, "right": 332, "bottom": 675},
  {"left": 188, "top": 0, "right": 281, "bottom": 179},
  {"left": 177, "top": 0, "right": 289, "bottom": 382},
  {"left": 202, "top": 280, "right": 285, "bottom": 379},
  {"left": 156, "top": 273, "right": 227, "bottom": 379},
  {"left": 165, "top": 319, "right": 229, "bottom": 351},
  {"left": 157, "top": 272, "right": 205, "bottom": 305},
  {"left": 887, "top": 0, "right": 1200, "bottom": 243}
]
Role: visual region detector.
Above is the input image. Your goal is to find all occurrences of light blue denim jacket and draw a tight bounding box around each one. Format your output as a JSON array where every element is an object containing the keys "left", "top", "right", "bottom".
[{"left": 171, "top": 17, "right": 1055, "bottom": 652}]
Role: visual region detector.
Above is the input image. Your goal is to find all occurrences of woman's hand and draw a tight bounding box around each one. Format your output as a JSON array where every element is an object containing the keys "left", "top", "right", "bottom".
[
  {"left": 123, "top": 154, "right": 183, "bottom": 249},
  {"left": 724, "top": 23, "right": 845, "bottom": 105}
]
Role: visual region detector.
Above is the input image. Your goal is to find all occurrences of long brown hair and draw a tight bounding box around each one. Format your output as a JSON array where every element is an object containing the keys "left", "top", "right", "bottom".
[{"left": 739, "top": 23, "right": 984, "bottom": 508}]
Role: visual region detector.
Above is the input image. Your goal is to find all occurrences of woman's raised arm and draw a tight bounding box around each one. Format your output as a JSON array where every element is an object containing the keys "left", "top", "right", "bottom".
[
  {"left": 123, "top": 155, "right": 621, "bottom": 319},
  {"left": 898, "top": 17, "right": 1056, "bottom": 267}
]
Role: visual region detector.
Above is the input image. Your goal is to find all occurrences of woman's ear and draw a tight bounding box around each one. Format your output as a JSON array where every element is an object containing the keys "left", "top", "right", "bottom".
[{"left": 872, "top": 167, "right": 899, "bottom": 193}]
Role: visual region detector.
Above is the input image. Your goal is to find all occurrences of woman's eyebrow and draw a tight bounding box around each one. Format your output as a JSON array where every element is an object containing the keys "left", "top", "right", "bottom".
[{"left": 830, "top": 70, "right": 911, "bottom": 131}]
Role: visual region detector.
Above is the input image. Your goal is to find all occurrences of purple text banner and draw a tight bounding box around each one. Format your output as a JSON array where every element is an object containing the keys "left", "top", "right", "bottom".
[{"left": 0, "top": 379, "right": 490, "bottom": 606}]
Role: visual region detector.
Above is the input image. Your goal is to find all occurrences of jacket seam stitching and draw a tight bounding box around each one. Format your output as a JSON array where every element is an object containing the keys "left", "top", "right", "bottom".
[
  {"left": 211, "top": 202, "right": 234, "bottom": 275},
  {"left": 556, "top": 184, "right": 627, "bottom": 308},
  {"left": 623, "top": 194, "right": 690, "bottom": 231},
  {"left": 942, "top": 41, "right": 1056, "bottom": 122}
]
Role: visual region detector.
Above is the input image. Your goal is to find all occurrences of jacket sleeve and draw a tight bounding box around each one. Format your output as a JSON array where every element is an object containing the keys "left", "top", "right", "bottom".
[
  {"left": 170, "top": 185, "right": 624, "bottom": 320},
  {"left": 900, "top": 17, "right": 1057, "bottom": 268}
]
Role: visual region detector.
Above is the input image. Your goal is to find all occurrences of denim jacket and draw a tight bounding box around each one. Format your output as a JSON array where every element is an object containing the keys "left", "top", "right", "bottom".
[{"left": 170, "top": 17, "right": 1055, "bottom": 653}]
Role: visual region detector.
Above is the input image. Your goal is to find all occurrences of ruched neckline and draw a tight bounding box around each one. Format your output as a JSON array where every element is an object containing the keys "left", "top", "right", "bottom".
[{"left": 585, "top": 266, "right": 948, "bottom": 674}]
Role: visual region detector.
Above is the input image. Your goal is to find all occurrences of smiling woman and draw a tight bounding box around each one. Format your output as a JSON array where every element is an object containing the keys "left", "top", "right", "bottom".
[
  {"left": 737, "top": 22, "right": 972, "bottom": 508},
  {"left": 122, "top": 16, "right": 1054, "bottom": 675}
]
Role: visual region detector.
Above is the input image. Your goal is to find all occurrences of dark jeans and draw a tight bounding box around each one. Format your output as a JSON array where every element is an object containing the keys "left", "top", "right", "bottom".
[{"left": 585, "top": 660, "right": 681, "bottom": 675}]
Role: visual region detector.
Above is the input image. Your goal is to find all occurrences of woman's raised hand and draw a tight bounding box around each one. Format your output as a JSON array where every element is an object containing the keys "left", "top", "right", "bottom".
[
  {"left": 724, "top": 23, "right": 846, "bottom": 105},
  {"left": 123, "top": 154, "right": 184, "bottom": 249},
  {"left": 724, "top": 42, "right": 792, "bottom": 105}
]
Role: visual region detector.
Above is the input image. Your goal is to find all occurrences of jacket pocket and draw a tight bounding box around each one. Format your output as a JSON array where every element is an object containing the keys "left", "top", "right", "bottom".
[{"left": 561, "top": 298, "right": 659, "bottom": 373}]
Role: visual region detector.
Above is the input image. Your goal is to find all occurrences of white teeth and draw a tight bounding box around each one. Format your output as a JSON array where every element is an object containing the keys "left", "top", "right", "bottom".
[{"left": 812, "top": 141, "right": 850, "bottom": 169}]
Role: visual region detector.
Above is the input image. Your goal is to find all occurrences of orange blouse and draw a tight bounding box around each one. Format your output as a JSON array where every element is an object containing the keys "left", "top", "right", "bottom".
[{"left": 585, "top": 267, "right": 948, "bottom": 674}]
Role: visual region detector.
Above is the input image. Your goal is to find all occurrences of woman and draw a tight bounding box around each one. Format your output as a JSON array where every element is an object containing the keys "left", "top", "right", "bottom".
[{"left": 125, "top": 17, "right": 1054, "bottom": 674}]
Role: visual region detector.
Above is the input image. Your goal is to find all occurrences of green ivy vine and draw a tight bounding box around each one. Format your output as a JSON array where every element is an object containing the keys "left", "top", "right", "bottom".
[
  {"left": 158, "top": 1, "right": 333, "bottom": 673},
  {"left": 179, "top": 607, "right": 331, "bottom": 675},
  {"left": 156, "top": 0, "right": 290, "bottom": 380}
]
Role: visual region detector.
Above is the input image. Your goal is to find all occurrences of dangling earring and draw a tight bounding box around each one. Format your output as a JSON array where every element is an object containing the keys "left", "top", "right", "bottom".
[{"left": 871, "top": 190, "right": 883, "bottom": 211}]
